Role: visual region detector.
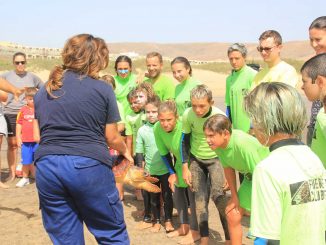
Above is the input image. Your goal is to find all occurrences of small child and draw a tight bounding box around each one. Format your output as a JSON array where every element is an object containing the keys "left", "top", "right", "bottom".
[
  {"left": 301, "top": 53, "right": 326, "bottom": 167},
  {"left": 135, "top": 96, "right": 174, "bottom": 232},
  {"left": 15, "top": 87, "right": 38, "bottom": 187}
]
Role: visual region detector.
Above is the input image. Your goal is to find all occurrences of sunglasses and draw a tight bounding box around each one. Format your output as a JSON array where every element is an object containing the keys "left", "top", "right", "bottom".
[
  {"left": 256, "top": 46, "right": 277, "bottom": 53},
  {"left": 14, "top": 61, "right": 26, "bottom": 65}
]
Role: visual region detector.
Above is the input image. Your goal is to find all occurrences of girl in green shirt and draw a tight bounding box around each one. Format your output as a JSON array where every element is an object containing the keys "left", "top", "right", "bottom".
[
  {"left": 171, "top": 57, "right": 201, "bottom": 116},
  {"left": 154, "top": 100, "right": 200, "bottom": 244}
]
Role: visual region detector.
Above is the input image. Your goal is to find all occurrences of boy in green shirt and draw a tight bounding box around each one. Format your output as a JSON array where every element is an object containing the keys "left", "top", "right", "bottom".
[
  {"left": 301, "top": 53, "right": 326, "bottom": 168},
  {"left": 181, "top": 85, "right": 230, "bottom": 245},
  {"left": 204, "top": 114, "right": 269, "bottom": 245}
]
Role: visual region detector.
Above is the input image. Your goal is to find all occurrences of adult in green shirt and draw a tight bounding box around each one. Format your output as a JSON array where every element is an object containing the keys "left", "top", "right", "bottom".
[
  {"left": 225, "top": 43, "right": 257, "bottom": 133},
  {"left": 114, "top": 55, "right": 137, "bottom": 116},
  {"left": 171, "top": 56, "right": 201, "bottom": 116},
  {"left": 245, "top": 82, "right": 326, "bottom": 245},
  {"left": 154, "top": 100, "right": 200, "bottom": 244},
  {"left": 204, "top": 114, "right": 269, "bottom": 245},
  {"left": 144, "top": 52, "right": 175, "bottom": 101}
]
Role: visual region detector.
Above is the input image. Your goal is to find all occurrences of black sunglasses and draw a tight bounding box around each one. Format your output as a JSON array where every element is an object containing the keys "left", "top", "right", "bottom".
[
  {"left": 256, "top": 46, "right": 277, "bottom": 53},
  {"left": 14, "top": 61, "right": 26, "bottom": 65}
]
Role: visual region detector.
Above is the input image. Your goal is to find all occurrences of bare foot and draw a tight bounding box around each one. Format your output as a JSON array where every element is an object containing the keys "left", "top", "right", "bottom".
[
  {"left": 5, "top": 175, "right": 15, "bottom": 183},
  {"left": 178, "top": 230, "right": 201, "bottom": 245},
  {"left": 0, "top": 182, "right": 9, "bottom": 189},
  {"left": 151, "top": 223, "right": 161, "bottom": 233},
  {"left": 165, "top": 221, "right": 175, "bottom": 233},
  {"left": 136, "top": 221, "right": 153, "bottom": 230},
  {"left": 167, "top": 227, "right": 187, "bottom": 238}
]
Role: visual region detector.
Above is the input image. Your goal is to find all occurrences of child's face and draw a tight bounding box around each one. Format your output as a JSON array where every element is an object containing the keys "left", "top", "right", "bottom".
[
  {"left": 204, "top": 129, "right": 228, "bottom": 150},
  {"left": 25, "top": 96, "right": 34, "bottom": 107},
  {"left": 129, "top": 97, "right": 142, "bottom": 113},
  {"left": 172, "top": 63, "right": 190, "bottom": 83},
  {"left": 301, "top": 72, "right": 320, "bottom": 101},
  {"left": 145, "top": 103, "right": 158, "bottom": 124},
  {"left": 135, "top": 91, "right": 147, "bottom": 107},
  {"left": 191, "top": 97, "right": 213, "bottom": 118},
  {"left": 158, "top": 111, "right": 177, "bottom": 132}
]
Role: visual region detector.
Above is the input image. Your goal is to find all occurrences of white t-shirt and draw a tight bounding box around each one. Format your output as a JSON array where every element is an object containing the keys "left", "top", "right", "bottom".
[{"left": 250, "top": 142, "right": 326, "bottom": 245}]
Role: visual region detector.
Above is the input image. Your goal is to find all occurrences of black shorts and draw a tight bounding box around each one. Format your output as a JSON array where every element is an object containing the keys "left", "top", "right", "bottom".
[{"left": 4, "top": 114, "right": 18, "bottom": 137}]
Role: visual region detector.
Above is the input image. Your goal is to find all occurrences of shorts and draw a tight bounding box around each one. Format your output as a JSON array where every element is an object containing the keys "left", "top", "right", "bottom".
[
  {"left": 4, "top": 114, "right": 18, "bottom": 137},
  {"left": 21, "top": 142, "right": 38, "bottom": 164},
  {"left": 0, "top": 114, "right": 8, "bottom": 136}
]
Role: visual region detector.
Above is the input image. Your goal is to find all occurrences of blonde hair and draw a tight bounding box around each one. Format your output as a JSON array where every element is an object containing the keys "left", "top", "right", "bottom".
[
  {"left": 158, "top": 100, "right": 178, "bottom": 117},
  {"left": 25, "top": 87, "right": 37, "bottom": 97},
  {"left": 46, "top": 34, "right": 109, "bottom": 98},
  {"left": 190, "top": 84, "right": 213, "bottom": 102},
  {"left": 244, "top": 82, "right": 307, "bottom": 138},
  {"left": 136, "top": 82, "right": 156, "bottom": 100},
  {"left": 100, "top": 74, "right": 116, "bottom": 89}
]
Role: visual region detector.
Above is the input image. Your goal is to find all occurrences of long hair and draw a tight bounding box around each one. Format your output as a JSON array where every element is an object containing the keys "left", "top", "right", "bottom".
[{"left": 46, "top": 34, "right": 109, "bottom": 97}]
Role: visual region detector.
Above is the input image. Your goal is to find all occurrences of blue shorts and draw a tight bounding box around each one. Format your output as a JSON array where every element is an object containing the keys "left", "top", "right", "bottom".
[{"left": 21, "top": 142, "right": 38, "bottom": 165}]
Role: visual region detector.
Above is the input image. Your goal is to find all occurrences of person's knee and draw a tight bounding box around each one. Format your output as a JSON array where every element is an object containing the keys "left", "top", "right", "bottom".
[
  {"left": 226, "top": 209, "right": 242, "bottom": 226},
  {"left": 8, "top": 140, "right": 17, "bottom": 150}
]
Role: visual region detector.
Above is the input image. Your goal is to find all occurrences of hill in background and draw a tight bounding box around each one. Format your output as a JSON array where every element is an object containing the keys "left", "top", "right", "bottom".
[{"left": 108, "top": 41, "right": 314, "bottom": 61}]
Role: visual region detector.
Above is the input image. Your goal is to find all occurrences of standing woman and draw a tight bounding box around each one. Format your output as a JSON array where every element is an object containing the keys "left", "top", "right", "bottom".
[
  {"left": 114, "top": 55, "right": 137, "bottom": 116},
  {"left": 171, "top": 57, "right": 201, "bottom": 116},
  {"left": 33, "top": 34, "right": 132, "bottom": 245}
]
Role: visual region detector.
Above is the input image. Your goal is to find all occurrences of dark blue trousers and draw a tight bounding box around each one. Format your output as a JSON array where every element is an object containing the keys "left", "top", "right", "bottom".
[{"left": 35, "top": 155, "right": 129, "bottom": 245}]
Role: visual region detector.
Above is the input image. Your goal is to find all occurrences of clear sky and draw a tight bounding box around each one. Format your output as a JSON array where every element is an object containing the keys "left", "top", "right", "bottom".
[{"left": 1, "top": 0, "right": 325, "bottom": 48}]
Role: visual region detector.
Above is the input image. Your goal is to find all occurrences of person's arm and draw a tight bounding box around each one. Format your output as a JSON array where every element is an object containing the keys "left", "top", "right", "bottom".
[
  {"left": 181, "top": 132, "right": 192, "bottom": 186},
  {"left": 16, "top": 123, "right": 23, "bottom": 147},
  {"left": 161, "top": 153, "right": 177, "bottom": 192},
  {"left": 224, "top": 167, "right": 239, "bottom": 214},
  {"left": 126, "top": 135, "right": 133, "bottom": 156},
  {"left": 117, "top": 123, "right": 125, "bottom": 133},
  {"left": 106, "top": 123, "right": 133, "bottom": 164},
  {"left": 0, "top": 77, "right": 23, "bottom": 100},
  {"left": 33, "top": 119, "right": 40, "bottom": 143}
]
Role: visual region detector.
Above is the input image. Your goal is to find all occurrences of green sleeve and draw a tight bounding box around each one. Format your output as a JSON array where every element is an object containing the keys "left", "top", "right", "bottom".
[
  {"left": 163, "top": 79, "right": 175, "bottom": 100},
  {"left": 182, "top": 109, "right": 192, "bottom": 134},
  {"left": 153, "top": 124, "right": 169, "bottom": 155},
  {"left": 135, "top": 127, "right": 145, "bottom": 154}
]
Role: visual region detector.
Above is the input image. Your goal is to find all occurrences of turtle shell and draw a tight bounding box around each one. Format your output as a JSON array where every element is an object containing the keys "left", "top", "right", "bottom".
[{"left": 112, "top": 156, "right": 131, "bottom": 181}]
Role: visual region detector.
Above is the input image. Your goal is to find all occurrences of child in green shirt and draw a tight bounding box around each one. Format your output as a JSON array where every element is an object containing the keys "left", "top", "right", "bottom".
[
  {"left": 204, "top": 114, "right": 269, "bottom": 245},
  {"left": 135, "top": 96, "right": 173, "bottom": 233},
  {"left": 154, "top": 100, "right": 200, "bottom": 244}
]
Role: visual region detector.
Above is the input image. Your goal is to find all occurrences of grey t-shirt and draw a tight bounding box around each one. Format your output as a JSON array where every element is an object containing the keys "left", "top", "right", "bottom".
[{"left": 0, "top": 70, "right": 44, "bottom": 114}]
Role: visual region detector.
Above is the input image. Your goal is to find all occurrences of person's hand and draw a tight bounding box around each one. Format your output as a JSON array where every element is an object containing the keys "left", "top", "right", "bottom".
[
  {"left": 182, "top": 164, "right": 192, "bottom": 187},
  {"left": 13, "top": 88, "right": 25, "bottom": 101},
  {"left": 123, "top": 150, "right": 134, "bottom": 165},
  {"left": 16, "top": 137, "right": 23, "bottom": 147},
  {"left": 223, "top": 178, "right": 230, "bottom": 191},
  {"left": 168, "top": 173, "right": 177, "bottom": 192},
  {"left": 225, "top": 196, "right": 240, "bottom": 215}
]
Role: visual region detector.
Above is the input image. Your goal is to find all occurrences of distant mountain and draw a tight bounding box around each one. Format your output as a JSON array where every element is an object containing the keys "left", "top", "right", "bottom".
[{"left": 108, "top": 41, "right": 314, "bottom": 61}]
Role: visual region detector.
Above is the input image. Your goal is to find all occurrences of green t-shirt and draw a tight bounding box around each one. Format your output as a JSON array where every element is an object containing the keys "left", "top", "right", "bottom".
[
  {"left": 125, "top": 111, "right": 146, "bottom": 153},
  {"left": 117, "top": 101, "right": 125, "bottom": 125},
  {"left": 175, "top": 77, "right": 201, "bottom": 116},
  {"left": 135, "top": 122, "right": 169, "bottom": 175},
  {"left": 144, "top": 74, "right": 175, "bottom": 101},
  {"left": 114, "top": 73, "right": 137, "bottom": 116},
  {"left": 182, "top": 106, "right": 225, "bottom": 159},
  {"left": 153, "top": 120, "right": 187, "bottom": 187},
  {"left": 252, "top": 61, "right": 298, "bottom": 88},
  {"left": 225, "top": 65, "right": 256, "bottom": 132},
  {"left": 311, "top": 108, "right": 326, "bottom": 168},
  {"left": 251, "top": 144, "right": 326, "bottom": 244},
  {"left": 214, "top": 130, "right": 269, "bottom": 210}
]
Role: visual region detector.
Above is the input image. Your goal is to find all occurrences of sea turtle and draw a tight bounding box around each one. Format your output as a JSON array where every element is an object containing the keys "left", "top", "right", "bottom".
[{"left": 112, "top": 156, "right": 161, "bottom": 193}]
